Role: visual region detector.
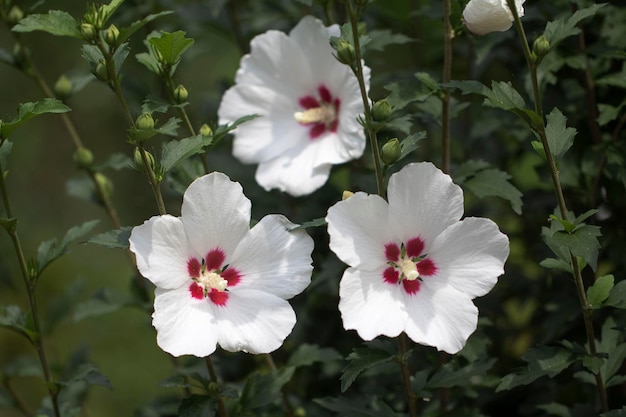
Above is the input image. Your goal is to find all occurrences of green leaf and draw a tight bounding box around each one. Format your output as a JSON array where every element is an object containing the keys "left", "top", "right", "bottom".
[
  {"left": 112, "top": 42, "right": 130, "bottom": 74},
  {"left": 287, "top": 343, "right": 342, "bottom": 368},
  {"left": 605, "top": 280, "right": 626, "bottom": 309},
  {"left": 178, "top": 395, "right": 215, "bottom": 417},
  {"left": 544, "top": 3, "right": 607, "bottom": 50},
  {"left": 399, "top": 131, "right": 427, "bottom": 160},
  {"left": 315, "top": 396, "right": 401, "bottom": 417},
  {"left": 427, "top": 359, "right": 496, "bottom": 389},
  {"left": 464, "top": 168, "right": 523, "bottom": 214},
  {"left": 0, "top": 305, "right": 27, "bottom": 337},
  {"left": 0, "top": 140, "right": 12, "bottom": 171},
  {"left": 73, "top": 288, "right": 138, "bottom": 321},
  {"left": 597, "top": 65, "right": 626, "bottom": 89},
  {"left": 1, "top": 99, "right": 71, "bottom": 139},
  {"left": 0, "top": 218, "right": 17, "bottom": 234},
  {"left": 239, "top": 368, "right": 295, "bottom": 412},
  {"left": 81, "top": 44, "right": 104, "bottom": 67},
  {"left": 34, "top": 220, "right": 100, "bottom": 278},
  {"left": 12, "top": 10, "right": 81, "bottom": 38},
  {"left": 60, "top": 363, "right": 112, "bottom": 389},
  {"left": 149, "top": 31, "right": 194, "bottom": 66},
  {"left": 100, "top": 0, "right": 125, "bottom": 24},
  {"left": 117, "top": 11, "right": 173, "bottom": 45},
  {"left": 341, "top": 347, "right": 395, "bottom": 392},
  {"left": 539, "top": 257, "right": 572, "bottom": 273},
  {"left": 548, "top": 224, "right": 601, "bottom": 271},
  {"left": 545, "top": 108, "right": 577, "bottom": 161},
  {"left": 210, "top": 114, "right": 259, "bottom": 146},
  {"left": 289, "top": 217, "right": 327, "bottom": 231},
  {"left": 366, "top": 29, "right": 412, "bottom": 53},
  {"left": 587, "top": 275, "right": 614, "bottom": 308},
  {"left": 47, "top": 278, "right": 84, "bottom": 333},
  {"left": 87, "top": 226, "right": 132, "bottom": 250},
  {"left": 127, "top": 116, "right": 181, "bottom": 143},
  {"left": 496, "top": 347, "right": 575, "bottom": 392},
  {"left": 94, "top": 152, "right": 133, "bottom": 171},
  {"left": 160, "top": 134, "right": 208, "bottom": 173}
]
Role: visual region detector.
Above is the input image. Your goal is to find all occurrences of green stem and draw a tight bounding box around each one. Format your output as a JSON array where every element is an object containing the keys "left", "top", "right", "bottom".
[
  {"left": 398, "top": 333, "right": 418, "bottom": 417},
  {"left": 205, "top": 356, "right": 229, "bottom": 417},
  {"left": 507, "top": 1, "right": 608, "bottom": 412},
  {"left": 346, "top": 1, "right": 385, "bottom": 198},
  {"left": 0, "top": 161, "right": 61, "bottom": 417},
  {"left": 441, "top": 0, "right": 453, "bottom": 175},
  {"left": 264, "top": 354, "right": 295, "bottom": 417}
]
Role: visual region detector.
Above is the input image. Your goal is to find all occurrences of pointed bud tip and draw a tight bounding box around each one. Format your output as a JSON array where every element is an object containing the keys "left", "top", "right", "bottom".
[{"left": 381, "top": 138, "right": 401, "bottom": 165}]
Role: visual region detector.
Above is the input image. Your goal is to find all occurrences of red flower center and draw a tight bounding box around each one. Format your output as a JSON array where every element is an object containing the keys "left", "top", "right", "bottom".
[
  {"left": 382, "top": 237, "right": 438, "bottom": 295},
  {"left": 187, "top": 248, "right": 241, "bottom": 306},
  {"left": 295, "top": 84, "right": 341, "bottom": 140}
]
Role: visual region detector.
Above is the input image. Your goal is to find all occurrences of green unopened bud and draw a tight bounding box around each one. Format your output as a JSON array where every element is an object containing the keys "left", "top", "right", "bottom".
[
  {"left": 381, "top": 138, "right": 401, "bottom": 165},
  {"left": 80, "top": 22, "right": 97, "bottom": 41},
  {"left": 54, "top": 75, "right": 73, "bottom": 99},
  {"left": 173, "top": 84, "right": 189, "bottom": 103},
  {"left": 95, "top": 173, "right": 113, "bottom": 200},
  {"left": 7, "top": 6, "right": 24, "bottom": 26},
  {"left": 12, "top": 43, "right": 30, "bottom": 71},
  {"left": 199, "top": 123, "right": 212, "bottom": 137},
  {"left": 372, "top": 99, "right": 392, "bottom": 122},
  {"left": 94, "top": 61, "right": 108, "bottom": 82},
  {"left": 208, "top": 381, "right": 219, "bottom": 393},
  {"left": 532, "top": 35, "right": 550, "bottom": 58},
  {"left": 133, "top": 147, "right": 155, "bottom": 173},
  {"left": 104, "top": 24, "right": 120, "bottom": 47},
  {"left": 294, "top": 407, "right": 306, "bottom": 417},
  {"left": 335, "top": 39, "right": 355, "bottom": 65},
  {"left": 73, "top": 147, "right": 94, "bottom": 169},
  {"left": 136, "top": 112, "right": 155, "bottom": 130}
]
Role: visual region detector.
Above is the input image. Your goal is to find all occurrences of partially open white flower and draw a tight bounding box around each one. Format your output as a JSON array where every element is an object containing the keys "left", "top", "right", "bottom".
[
  {"left": 326, "top": 162, "right": 509, "bottom": 354},
  {"left": 218, "top": 16, "right": 369, "bottom": 196},
  {"left": 129, "top": 172, "right": 314, "bottom": 357},
  {"left": 463, "top": 0, "right": 525, "bottom": 36}
]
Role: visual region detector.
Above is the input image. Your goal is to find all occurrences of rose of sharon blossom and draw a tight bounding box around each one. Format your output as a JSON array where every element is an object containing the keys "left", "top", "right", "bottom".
[
  {"left": 463, "top": 0, "right": 525, "bottom": 36},
  {"left": 218, "top": 16, "right": 369, "bottom": 196},
  {"left": 129, "top": 172, "right": 314, "bottom": 357},
  {"left": 326, "top": 162, "right": 509, "bottom": 354}
]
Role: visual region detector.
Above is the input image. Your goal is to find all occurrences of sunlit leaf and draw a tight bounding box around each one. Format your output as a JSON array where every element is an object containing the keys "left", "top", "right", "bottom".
[
  {"left": 87, "top": 227, "right": 132, "bottom": 250},
  {"left": 464, "top": 168, "right": 523, "bottom": 214},
  {"left": 544, "top": 3, "right": 607, "bottom": 49},
  {"left": 1, "top": 99, "right": 71, "bottom": 138},
  {"left": 149, "top": 31, "right": 194, "bottom": 66},
  {"left": 117, "top": 11, "right": 174, "bottom": 45},
  {"left": 587, "top": 275, "right": 614, "bottom": 308},
  {"left": 545, "top": 108, "right": 577, "bottom": 161},
  {"left": 12, "top": 10, "right": 81, "bottom": 38},
  {"left": 161, "top": 134, "right": 207, "bottom": 173}
]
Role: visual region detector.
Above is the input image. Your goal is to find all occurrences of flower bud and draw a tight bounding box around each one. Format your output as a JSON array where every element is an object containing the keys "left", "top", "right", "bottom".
[
  {"left": 532, "top": 35, "right": 550, "bottom": 58},
  {"left": 73, "top": 147, "right": 94, "bottom": 169},
  {"left": 136, "top": 113, "right": 155, "bottom": 130},
  {"left": 173, "top": 84, "right": 189, "bottom": 103},
  {"left": 133, "top": 147, "right": 156, "bottom": 173},
  {"left": 199, "top": 123, "right": 212, "bottom": 137},
  {"left": 372, "top": 99, "right": 392, "bottom": 122},
  {"left": 381, "top": 138, "right": 401, "bottom": 165},
  {"left": 54, "top": 75, "right": 73, "bottom": 99},
  {"left": 12, "top": 43, "right": 30, "bottom": 71},
  {"left": 462, "top": 0, "right": 525, "bottom": 36},
  {"left": 7, "top": 6, "right": 24, "bottom": 26},
  {"left": 95, "top": 173, "right": 113, "bottom": 200},
  {"left": 104, "top": 24, "right": 120, "bottom": 47},
  {"left": 94, "top": 61, "right": 108, "bottom": 82},
  {"left": 335, "top": 39, "right": 355, "bottom": 65},
  {"left": 294, "top": 407, "right": 306, "bottom": 417},
  {"left": 342, "top": 190, "right": 354, "bottom": 200},
  {"left": 80, "top": 22, "right": 97, "bottom": 41}
]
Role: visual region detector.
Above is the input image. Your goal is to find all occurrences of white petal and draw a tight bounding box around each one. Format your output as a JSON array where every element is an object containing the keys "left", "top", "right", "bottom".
[
  {"left": 230, "top": 215, "right": 313, "bottom": 299},
  {"left": 403, "top": 284, "right": 478, "bottom": 354},
  {"left": 129, "top": 215, "right": 194, "bottom": 289},
  {"left": 326, "top": 192, "right": 396, "bottom": 270},
  {"left": 428, "top": 217, "right": 509, "bottom": 298},
  {"left": 463, "top": 0, "right": 525, "bottom": 36},
  {"left": 152, "top": 286, "right": 219, "bottom": 357},
  {"left": 214, "top": 289, "right": 297, "bottom": 354},
  {"left": 339, "top": 267, "right": 407, "bottom": 340},
  {"left": 255, "top": 149, "right": 332, "bottom": 196},
  {"left": 181, "top": 172, "right": 251, "bottom": 258},
  {"left": 387, "top": 162, "right": 464, "bottom": 248}
]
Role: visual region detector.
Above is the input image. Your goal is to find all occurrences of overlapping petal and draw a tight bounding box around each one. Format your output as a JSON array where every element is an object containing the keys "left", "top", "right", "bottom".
[{"left": 463, "top": 0, "right": 525, "bottom": 36}]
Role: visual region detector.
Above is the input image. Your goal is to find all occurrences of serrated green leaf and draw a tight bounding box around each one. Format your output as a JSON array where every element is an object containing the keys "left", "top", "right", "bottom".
[
  {"left": 453, "top": 160, "right": 491, "bottom": 183},
  {"left": 81, "top": 44, "right": 104, "bottom": 67},
  {"left": 544, "top": 3, "right": 607, "bottom": 50},
  {"left": 464, "top": 168, "right": 523, "bottom": 214},
  {"left": 605, "top": 280, "right": 626, "bottom": 309},
  {"left": 496, "top": 347, "right": 575, "bottom": 392},
  {"left": 100, "top": 0, "right": 124, "bottom": 24},
  {"left": 211, "top": 114, "right": 259, "bottom": 146},
  {"left": 399, "top": 131, "right": 426, "bottom": 160},
  {"left": 341, "top": 347, "right": 395, "bottom": 392},
  {"left": 239, "top": 368, "right": 295, "bottom": 412},
  {"left": 1, "top": 99, "right": 71, "bottom": 139},
  {"left": 60, "top": 363, "right": 112, "bottom": 389},
  {"left": 548, "top": 224, "right": 601, "bottom": 271},
  {"left": 539, "top": 257, "right": 573, "bottom": 273},
  {"left": 112, "top": 42, "right": 130, "bottom": 74},
  {"left": 87, "top": 226, "right": 132, "bottom": 250},
  {"left": 178, "top": 394, "right": 215, "bottom": 417},
  {"left": 545, "top": 108, "right": 577, "bottom": 160},
  {"left": 117, "top": 11, "right": 173, "bottom": 45},
  {"left": 161, "top": 134, "right": 207, "bottom": 173},
  {"left": 149, "top": 31, "right": 194, "bottom": 66},
  {"left": 427, "top": 359, "right": 496, "bottom": 389},
  {"left": 384, "top": 78, "right": 434, "bottom": 110},
  {"left": 587, "top": 275, "right": 614, "bottom": 307},
  {"left": 287, "top": 343, "right": 342, "bottom": 368},
  {"left": 12, "top": 10, "right": 81, "bottom": 38},
  {"left": 34, "top": 220, "right": 100, "bottom": 278},
  {"left": 136, "top": 51, "right": 160, "bottom": 74}
]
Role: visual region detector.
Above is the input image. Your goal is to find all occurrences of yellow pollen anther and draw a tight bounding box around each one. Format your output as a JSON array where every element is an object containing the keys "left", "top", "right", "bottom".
[
  {"left": 400, "top": 259, "right": 419, "bottom": 281},
  {"left": 199, "top": 271, "right": 228, "bottom": 291},
  {"left": 294, "top": 106, "right": 336, "bottom": 125}
]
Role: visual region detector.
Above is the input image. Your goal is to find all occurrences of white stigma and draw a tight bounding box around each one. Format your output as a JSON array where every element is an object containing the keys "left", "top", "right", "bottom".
[
  {"left": 294, "top": 105, "right": 336, "bottom": 126},
  {"left": 199, "top": 271, "right": 228, "bottom": 292},
  {"left": 400, "top": 258, "right": 419, "bottom": 281}
]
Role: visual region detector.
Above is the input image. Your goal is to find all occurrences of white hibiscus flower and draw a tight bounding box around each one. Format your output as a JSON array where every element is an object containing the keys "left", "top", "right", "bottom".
[
  {"left": 129, "top": 172, "right": 314, "bottom": 357},
  {"left": 463, "top": 0, "right": 525, "bottom": 36},
  {"left": 218, "top": 16, "right": 369, "bottom": 196},
  {"left": 325, "top": 162, "right": 509, "bottom": 354}
]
